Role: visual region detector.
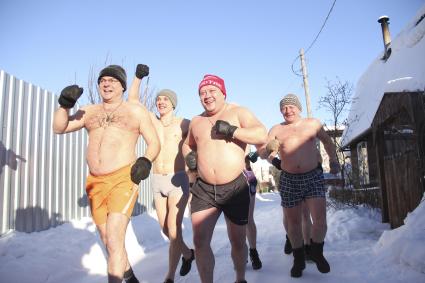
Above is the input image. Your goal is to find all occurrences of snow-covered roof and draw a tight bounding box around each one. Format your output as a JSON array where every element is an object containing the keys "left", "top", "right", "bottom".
[
  {"left": 341, "top": 4, "right": 425, "bottom": 147},
  {"left": 323, "top": 124, "right": 346, "bottom": 132}
]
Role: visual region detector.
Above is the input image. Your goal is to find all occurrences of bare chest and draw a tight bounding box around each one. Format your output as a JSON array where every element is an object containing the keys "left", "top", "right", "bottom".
[
  {"left": 85, "top": 108, "right": 139, "bottom": 133},
  {"left": 158, "top": 126, "right": 184, "bottom": 146},
  {"left": 277, "top": 124, "right": 316, "bottom": 147},
  {"left": 193, "top": 112, "right": 238, "bottom": 142}
]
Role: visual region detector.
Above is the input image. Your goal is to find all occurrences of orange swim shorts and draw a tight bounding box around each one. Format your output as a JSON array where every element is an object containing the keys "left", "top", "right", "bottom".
[{"left": 86, "top": 164, "right": 139, "bottom": 225}]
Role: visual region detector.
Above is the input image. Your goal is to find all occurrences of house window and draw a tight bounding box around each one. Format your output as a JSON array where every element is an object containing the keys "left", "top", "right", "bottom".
[{"left": 357, "top": 141, "right": 369, "bottom": 185}]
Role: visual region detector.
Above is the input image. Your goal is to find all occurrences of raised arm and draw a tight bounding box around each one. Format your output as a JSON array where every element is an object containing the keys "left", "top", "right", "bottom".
[
  {"left": 215, "top": 106, "right": 267, "bottom": 145},
  {"left": 52, "top": 85, "right": 86, "bottom": 134},
  {"left": 128, "top": 64, "right": 149, "bottom": 104},
  {"left": 138, "top": 104, "right": 160, "bottom": 162},
  {"left": 317, "top": 125, "right": 340, "bottom": 174}
]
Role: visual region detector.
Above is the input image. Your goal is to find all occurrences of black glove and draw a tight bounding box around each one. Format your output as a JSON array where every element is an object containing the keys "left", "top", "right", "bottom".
[
  {"left": 247, "top": 152, "right": 259, "bottom": 163},
  {"left": 215, "top": 120, "right": 237, "bottom": 139},
  {"left": 185, "top": 151, "right": 197, "bottom": 170},
  {"left": 58, "top": 85, "right": 83, "bottom": 109},
  {"left": 131, "top": 157, "right": 152, "bottom": 184},
  {"left": 135, "top": 64, "right": 149, "bottom": 79},
  {"left": 271, "top": 157, "right": 282, "bottom": 170}
]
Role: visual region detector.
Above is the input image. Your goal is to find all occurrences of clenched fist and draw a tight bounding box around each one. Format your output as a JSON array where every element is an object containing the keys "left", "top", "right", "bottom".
[
  {"left": 135, "top": 64, "right": 149, "bottom": 79},
  {"left": 266, "top": 139, "right": 280, "bottom": 155},
  {"left": 185, "top": 151, "right": 197, "bottom": 171},
  {"left": 58, "top": 85, "right": 83, "bottom": 109},
  {"left": 131, "top": 157, "right": 152, "bottom": 184},
  {"left": 215, "top": 120, "right": 237, "bottom": 139}
]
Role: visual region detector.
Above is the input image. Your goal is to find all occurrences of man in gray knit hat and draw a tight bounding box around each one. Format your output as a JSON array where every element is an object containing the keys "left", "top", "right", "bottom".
[
  {"left": 259, "top": 93, "right": 340, "bottom": 278},
  {"left": 128, "top": 64, "right": 194, "bottom": 283}
]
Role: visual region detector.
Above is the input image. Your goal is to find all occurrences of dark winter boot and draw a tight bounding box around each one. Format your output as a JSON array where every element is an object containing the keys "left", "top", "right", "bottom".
[
  {"left": 180, "top": 249, "right": 195, "bottom": 276},
  {"left": 284, "top": 234, "right": 292, "bottom": 254},
  {"left": 310, "top": 240, "right": 330, "bottom": 273},
  {"left": 123, "top": 267, "right": 140, "bottom": 283},
  {"left": 249, "top": 248, "right": 262, "bottom": 270},
  {"left": 304, "top": 243, "right": 312, "bottom": 262},
  {"left": 290, "top": 246, "right": 306, "bottom": 278}
]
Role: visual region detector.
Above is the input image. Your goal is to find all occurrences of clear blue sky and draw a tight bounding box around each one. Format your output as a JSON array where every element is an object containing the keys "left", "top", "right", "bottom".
[{"left": 1, "top": 0, "right": 423, "bottom": 129}]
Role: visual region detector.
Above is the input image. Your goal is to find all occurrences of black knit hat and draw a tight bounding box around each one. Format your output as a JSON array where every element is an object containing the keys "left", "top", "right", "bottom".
[{"left": 98, "top": 65, "right": 127, "bottom": 91}]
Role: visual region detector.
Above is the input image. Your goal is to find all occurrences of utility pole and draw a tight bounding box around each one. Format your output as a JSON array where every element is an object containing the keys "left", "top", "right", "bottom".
[
  {"left": 299, "top": 48, "right": 312, "bottom": 118},
  {"left": 300, "top": 48, "right": 322, "bottom": 162}
]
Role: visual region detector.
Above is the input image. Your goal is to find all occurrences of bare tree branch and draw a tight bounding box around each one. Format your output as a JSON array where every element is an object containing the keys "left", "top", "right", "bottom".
[{"left": 319, "top": 77, "right": 354, "bottom": 193}]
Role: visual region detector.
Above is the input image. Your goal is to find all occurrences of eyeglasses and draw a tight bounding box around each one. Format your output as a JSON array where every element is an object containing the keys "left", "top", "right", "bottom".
[{"left": 99, "top": 78, "right": 119, "bottom": 84}]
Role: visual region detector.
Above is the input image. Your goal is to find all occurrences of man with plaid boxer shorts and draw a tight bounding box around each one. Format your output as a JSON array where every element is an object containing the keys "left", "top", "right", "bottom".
[{"left": 259, "top": 94, "right": 340, "bottom": 278}]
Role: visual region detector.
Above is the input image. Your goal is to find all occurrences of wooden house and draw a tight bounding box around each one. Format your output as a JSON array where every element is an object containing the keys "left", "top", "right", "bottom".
[{"left": 341, "top": 6, "right": 425, "bottom": 228}]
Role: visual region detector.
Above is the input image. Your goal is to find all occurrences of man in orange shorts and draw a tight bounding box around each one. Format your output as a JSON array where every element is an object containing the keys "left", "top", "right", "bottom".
[
  {"left": 53, "top": 65, "right": 160, "bottom": 283},
  {"left": 86, "top": 165, "right": 140, "bottom": 225}
]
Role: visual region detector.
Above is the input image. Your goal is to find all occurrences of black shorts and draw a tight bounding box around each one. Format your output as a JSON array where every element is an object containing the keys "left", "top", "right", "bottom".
[{"left": 190, "top": 173, "right": 250, "bottom": 225}]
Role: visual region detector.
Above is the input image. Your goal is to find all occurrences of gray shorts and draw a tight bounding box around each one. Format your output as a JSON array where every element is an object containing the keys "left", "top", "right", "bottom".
[
  {"left": 152, "top": 171, "right": 190, "bottom": 198},
  {"left": 279, "top": 165, "right": 325, "bottom": 208}
]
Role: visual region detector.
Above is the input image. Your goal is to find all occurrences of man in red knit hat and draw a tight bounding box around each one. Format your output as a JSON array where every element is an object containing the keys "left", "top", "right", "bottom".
[{"left": 183, "top": 74, "right": 267, "bottom": 283}]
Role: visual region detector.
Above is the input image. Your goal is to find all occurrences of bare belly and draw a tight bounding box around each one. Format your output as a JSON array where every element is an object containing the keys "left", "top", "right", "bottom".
[
  {"left": 197, "top": 151, "right": 244, "bottom": 185},
  {"left": 281, "top": 152, "right": 320, "bottom": 174},
  {"left": 86, "top": 128, "right": 138, "bottom": 175},
  {"left": 153, "top": 152, "right": 185, "bottom": 174}
]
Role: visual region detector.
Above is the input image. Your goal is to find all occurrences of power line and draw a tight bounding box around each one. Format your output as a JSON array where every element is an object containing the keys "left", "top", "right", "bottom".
[{"left": 290, "top": 0, "right": 337, "bottom": 76}]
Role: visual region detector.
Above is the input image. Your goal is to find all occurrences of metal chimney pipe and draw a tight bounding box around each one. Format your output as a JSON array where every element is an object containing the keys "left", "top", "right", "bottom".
[{"left": 378, "top": 16, "right": 392, "bottom": 60}]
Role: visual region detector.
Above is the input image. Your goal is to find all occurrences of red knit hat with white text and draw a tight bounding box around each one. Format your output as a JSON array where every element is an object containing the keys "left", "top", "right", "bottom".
[{"left": 198, "top": 74, "right": 226, "bottom": 98}]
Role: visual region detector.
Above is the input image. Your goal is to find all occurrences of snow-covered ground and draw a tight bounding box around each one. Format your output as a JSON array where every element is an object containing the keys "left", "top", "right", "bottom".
[{"left": 0, "top": 192, "right": 424, "bottom": 283}]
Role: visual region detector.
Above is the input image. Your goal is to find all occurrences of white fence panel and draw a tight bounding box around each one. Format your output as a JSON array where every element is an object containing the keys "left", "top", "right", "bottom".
[{"left": 0, "top": 70, "right": 153, "bottom": 235}]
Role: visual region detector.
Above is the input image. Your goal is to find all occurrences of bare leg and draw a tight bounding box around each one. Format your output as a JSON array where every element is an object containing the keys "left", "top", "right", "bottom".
[
  {"left": 154, "top": 196, "right": 172, "bottom": 281},
  {"left": 301, "top": 201, "right": 312, "bottom": 244},
  {"left": 283, "top": 210, "right": 288, "bottom": 232},
  {"left": 305, "top": 198, "right": 327, "bottom": 242},
  {"left": 226, "top": 217, "right": 248, "bottom": 283},
  {"left": 304, "top": 197, "right": 330, "bottom": 273},
  {"left": 105, "top": 213, "right": 131, "bottom": 283},
  {"left": 282, "top": 209, "right": 293, "bottom": 254},
  {"left": 284, "top": 205, "right": 303, "bottom": 249},
  {"left": 246, "top": 195, "right": 257, "bottom": 249},
  {"left": 165, "top": 193, "right": 191, "bottom": 280},
  {"left": 97, "top": 223, "right": 135, "bottom": 280},
  {"left": 192, "top": 207, "right": 220, "bottom": 283}
]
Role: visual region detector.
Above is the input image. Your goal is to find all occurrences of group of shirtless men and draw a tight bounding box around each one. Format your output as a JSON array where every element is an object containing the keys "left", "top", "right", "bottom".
[{"left": 53, "top": 64, "right": 340, "bottom": 283}]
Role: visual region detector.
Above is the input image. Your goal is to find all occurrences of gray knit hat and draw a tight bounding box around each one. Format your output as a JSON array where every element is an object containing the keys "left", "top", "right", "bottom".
[
  {"left": 156, "top": 89, "right": 177, "bottom": 108},
  {"left": 280, "top": 93, "right": 302, "bottom": 111},
  {"left": 98, "top": 65, "right": 127, "bottom": 91}
]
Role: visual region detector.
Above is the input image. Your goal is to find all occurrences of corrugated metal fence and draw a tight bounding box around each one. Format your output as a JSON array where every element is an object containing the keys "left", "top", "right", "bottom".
[{"left": 0, "top": 70, "right": 153, "bottom": 236}]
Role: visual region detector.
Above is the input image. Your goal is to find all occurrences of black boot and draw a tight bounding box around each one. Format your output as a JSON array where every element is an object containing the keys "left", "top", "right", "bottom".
[
  {"left": 123, "top": 267, "right": 140, "bottom": 283},
  {"left": 284, "top": 234, "right": 292, "bottom": 254},
  {"left": 310, "top": 240, "right": 330, "bottom": 273},
  {"left": 290, "top": 246, "right": 306, "bottom": 278},
  {"left": 249, "top": 248, "right": 262, "bottom": 270},
  {"left": 304, "top": 243, "right": 312, "bottom": 262},
  {"left": 180, "top": 249, "right": 195, "bottom": 276}
]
